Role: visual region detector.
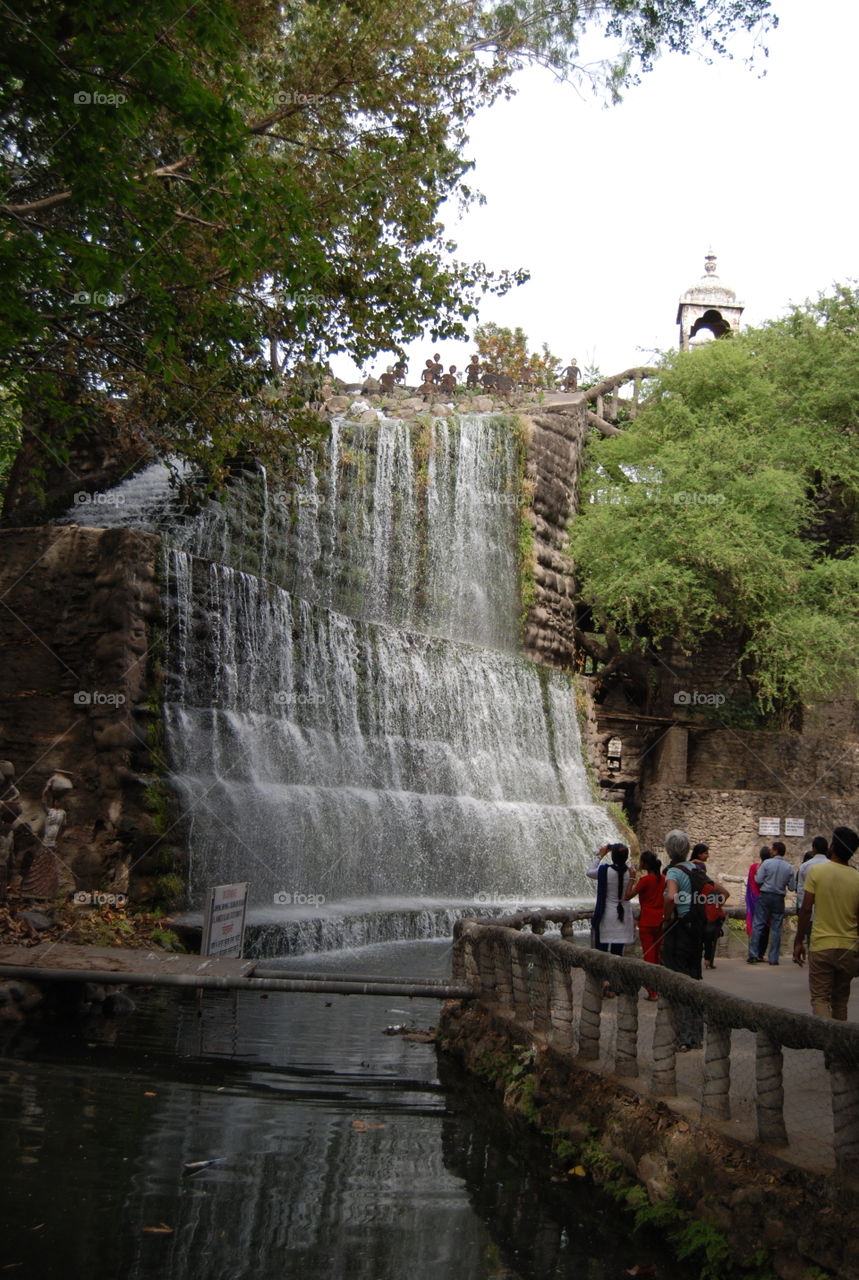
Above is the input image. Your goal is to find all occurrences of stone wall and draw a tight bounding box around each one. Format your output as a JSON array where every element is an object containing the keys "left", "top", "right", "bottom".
[
  {"left": 520, "top": 405, "right": 585, "bottom": 669},
  {"left": 637, "top": 784, "right": 854, "bottom": 879},
  {"left": 0, "top": 526, "right": 167, "bottom": 893}
]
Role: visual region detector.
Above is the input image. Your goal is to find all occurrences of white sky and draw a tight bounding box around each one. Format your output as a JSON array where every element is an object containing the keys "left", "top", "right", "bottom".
[{"left": 334, "top": 0, "right": 858, "bottom": 384}]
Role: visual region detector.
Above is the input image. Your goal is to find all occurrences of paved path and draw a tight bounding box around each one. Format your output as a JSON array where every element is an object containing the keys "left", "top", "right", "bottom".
[{"left": 565, "top": 952, "right": 844, "bottom": 1174}]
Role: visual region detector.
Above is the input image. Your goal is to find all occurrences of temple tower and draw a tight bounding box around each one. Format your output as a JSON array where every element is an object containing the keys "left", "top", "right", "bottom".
[{"left": 676, "top": 251, "right": 744, "bottom": 351}]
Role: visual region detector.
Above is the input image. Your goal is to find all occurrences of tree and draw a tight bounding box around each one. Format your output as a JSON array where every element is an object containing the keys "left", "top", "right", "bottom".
[
  {"left": 0, "top": 0, "right": 776, "bottom": 504},
  {"left": 473, "top": 322, "right": 561, "bottom": 386},
  {"left": 569, "top": 287, "right": 859, "bottom": 713}
]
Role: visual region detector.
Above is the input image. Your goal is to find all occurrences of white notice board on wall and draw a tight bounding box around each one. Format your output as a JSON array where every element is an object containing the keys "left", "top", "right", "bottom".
[
  {"left": 784, "top": 819, "right": 806, "bottom": 837},
  {"left": 758, "top": 817, "right": 781, "bottom": 837},
  {"left": 202, "top": 882, "right": 250, "bottom": 958}
]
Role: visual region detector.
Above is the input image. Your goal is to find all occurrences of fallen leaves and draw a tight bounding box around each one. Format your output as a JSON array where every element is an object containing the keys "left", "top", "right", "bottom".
[{"left": 142, "top": 1224, "right": 173, "bottom": 1235}]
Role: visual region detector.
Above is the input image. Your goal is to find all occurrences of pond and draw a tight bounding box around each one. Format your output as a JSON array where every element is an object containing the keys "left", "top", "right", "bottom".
[{"left": 0, "top": 940, "right": 696, "bottom": 1279}]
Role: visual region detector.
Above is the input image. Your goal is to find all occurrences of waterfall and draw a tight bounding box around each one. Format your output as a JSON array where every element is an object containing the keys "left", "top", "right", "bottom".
[
  {"left": 164, "top": 549, "right": 614, "bottom": 905},
  {"left": 58, "top": 412, "right": 619, "bottom": 922}
]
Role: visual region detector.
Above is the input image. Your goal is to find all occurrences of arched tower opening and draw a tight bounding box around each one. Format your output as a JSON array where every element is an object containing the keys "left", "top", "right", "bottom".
[{"left": 676, "top": 252, "right": 744, "bottom": 352}]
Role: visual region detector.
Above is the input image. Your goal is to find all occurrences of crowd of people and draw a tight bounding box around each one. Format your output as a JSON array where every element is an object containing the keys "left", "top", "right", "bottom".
[{"left": 587, "top": 824, "right": 859, "bottom": 1052}]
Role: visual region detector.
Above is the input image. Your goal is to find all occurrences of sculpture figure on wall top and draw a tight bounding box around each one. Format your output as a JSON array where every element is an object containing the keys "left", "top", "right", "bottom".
[
  {"left": 20, "top": 773, "right": 73, "bottom": 900},
  {"left": 378, "top": 368, "right": 397, "bottom": 393},
  {"left": 439, "top": 366, "right": 457, "bottom": 395},
  {"left": 481, "top": 369, "right": 498, "bottom": 391},
  {"left": 465, "top": 355, "right": 481, "bottom": 388},
  {"left": 495, "top": 372, "right": 514, "bottom": 401},
  {"left": 420, "top": 361, "right": 437, "bottom": 400},
  {"left": 393, "top": 358, "right": 408, "bottom": 385},
  {"left": 431, "top": 353, "right": 443, "bottom": 384},
  {"left": 561, "top": 359, "right": 581, "bottom": 391}
]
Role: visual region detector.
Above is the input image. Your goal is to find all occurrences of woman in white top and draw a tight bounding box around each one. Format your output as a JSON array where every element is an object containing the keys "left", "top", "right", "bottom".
[{"left": 587, "top": 842, "right": 635, "bottom": 995}]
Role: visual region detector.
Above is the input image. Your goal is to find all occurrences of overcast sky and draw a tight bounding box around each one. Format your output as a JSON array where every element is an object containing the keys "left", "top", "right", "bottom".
[{"left": 335, "top": 0, "right": 858, "bottom": 384}]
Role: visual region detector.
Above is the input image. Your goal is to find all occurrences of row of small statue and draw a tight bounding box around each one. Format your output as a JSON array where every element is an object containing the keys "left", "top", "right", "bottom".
[
  {"left": 374, "top": 356, "right": 583, "bottom": 396},
  {"left": 0, "top": 762, "right": 72, "bottom": 900}
]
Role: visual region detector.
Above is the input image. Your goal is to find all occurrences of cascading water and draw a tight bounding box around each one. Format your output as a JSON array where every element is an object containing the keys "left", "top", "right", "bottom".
[{"left": 59, "top": 411, "right": 618, "bottom": 938}]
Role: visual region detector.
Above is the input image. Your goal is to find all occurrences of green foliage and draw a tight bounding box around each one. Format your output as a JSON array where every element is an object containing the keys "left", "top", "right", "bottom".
[
  {"left": 149, "top": 927, "right": 183, "bottom": 951},
  {"left": 569, "top": 287, "right": 859, "bottom": 711},
  {"left": 0, "top": 1, "right": 773, "bottom": 490},
  {"left": 473, "top": 322, "right": 561, "bottom": 387},
  {"left": 0, "top": 389, "right": 21, "bottom": 505},
  {"left": 151, "top": 873, "right": 186, "bottom": 912}
]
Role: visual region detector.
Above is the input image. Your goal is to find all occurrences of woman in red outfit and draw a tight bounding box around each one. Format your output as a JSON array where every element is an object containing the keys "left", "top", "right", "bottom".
[{"left": 626, "top": 850, "right": 665, "bottom": 999}]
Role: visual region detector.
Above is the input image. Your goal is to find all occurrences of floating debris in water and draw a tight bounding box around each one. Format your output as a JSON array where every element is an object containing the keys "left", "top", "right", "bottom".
[{"left": 183, "top": 1158, "right": 225, "bottom": 1177}]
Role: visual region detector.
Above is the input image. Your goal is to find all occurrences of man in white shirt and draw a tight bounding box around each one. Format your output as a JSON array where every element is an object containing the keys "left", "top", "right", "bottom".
[{"left": 796, "top": 835, "right": 829, "bottom": 912}]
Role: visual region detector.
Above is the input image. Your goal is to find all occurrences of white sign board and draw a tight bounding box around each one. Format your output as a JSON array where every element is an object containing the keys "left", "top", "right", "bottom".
[
  {"left": 758, "top": 817, "right": 781, "bottom": 837},
  {"left": 784, "top": 818, "right": 806, "bottom": 838},
  {"left": 607, "top": 737, "right": 623, "bottom": 758},
  {"left": 202, "top": 882, "right": 249, "bottom": 958}
]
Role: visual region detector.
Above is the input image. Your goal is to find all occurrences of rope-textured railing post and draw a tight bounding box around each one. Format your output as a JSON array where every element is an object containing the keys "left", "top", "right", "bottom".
[
  {"left": 755, "top": 1031, "right": 788, "bottom": 1146},
  {"left": 651, "top": 1000, "right": 677, "bottom": 1096},
  {"left": 577, "top": 973, "right": 602, "bottom": 1060},
  {"left": 531, "top": 947, "right": 553, "bottom": 1040},
  {"left": 493, "top": 935, "right": 514, "bottom": 1013},
  {"left": 510, "top": 947, "right": 533, "bottom": 1029},
  {"left": 702, "top": 1022, "right": 732, "bottom": 1120},
  {"left": 451, "top": 925, "right": 465, "bottom": 982},
  {"left": 462, "top": 933, "right": 481, "bottom": 995},
  {"left": 830, "top": 1063, "right": 859, "bottom": 1174},
  {"left": 548, "top": 956, "right": 575, "bottom": 1052},
  {"left": 477, "top": 931, "right": 496, "bottom": 1002},
  {"left": 615, "top": 992, "right": 639, "bottom": 1077}
]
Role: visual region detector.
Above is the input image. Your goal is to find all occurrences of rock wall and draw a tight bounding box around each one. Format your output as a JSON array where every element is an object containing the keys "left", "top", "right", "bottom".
[
  {"left": 520, "top": 405, "right": 585, "bottom": 669},
  {"left": 637, "top": 784, "right": 855, "bottom": 879},
  {"left": 0, "top": 526, "right": 167, "bottom": 893}
]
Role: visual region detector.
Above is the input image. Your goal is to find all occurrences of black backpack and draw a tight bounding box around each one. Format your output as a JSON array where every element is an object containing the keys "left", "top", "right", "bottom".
[{"left": 674, "top": 863, "right": 711, "bottom": 933}]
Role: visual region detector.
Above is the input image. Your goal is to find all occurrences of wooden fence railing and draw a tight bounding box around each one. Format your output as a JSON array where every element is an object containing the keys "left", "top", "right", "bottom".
[{"left": 452, "top": 913, "right": 859, "bottom": 1174}]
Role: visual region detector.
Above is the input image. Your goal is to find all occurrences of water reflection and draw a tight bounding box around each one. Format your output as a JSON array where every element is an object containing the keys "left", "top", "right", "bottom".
[{"left": 0, "top": 942, "right": 693, "bottom": 1279}]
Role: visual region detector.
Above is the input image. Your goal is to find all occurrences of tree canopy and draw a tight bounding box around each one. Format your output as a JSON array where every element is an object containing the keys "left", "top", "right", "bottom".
[
  {"left": 1, "top": 0, "right": 776, "bottom": 496},
  {"left": 473, "top": 322, "right": 561, "bottom": 386},
  {"left": 569, "top": 286, "right": 859, "bottom": 712}
]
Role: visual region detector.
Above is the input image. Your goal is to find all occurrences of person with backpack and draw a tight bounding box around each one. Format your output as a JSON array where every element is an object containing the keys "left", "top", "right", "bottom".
[
  {"left": 662, "top": 829, "right": 728, "bottom": 1051},
  {"left": 692, "top": 842, "right": 729, "bottom": 969}
]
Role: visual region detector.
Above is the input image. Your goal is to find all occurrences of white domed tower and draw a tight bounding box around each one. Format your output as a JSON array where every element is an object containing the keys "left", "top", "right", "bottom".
[{"left": 676, "top": 251, "right": 744, "bottom": 351}]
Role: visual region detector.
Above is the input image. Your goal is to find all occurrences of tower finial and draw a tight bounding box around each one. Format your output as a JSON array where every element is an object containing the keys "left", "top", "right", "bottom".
[{"left": 704, "top": 249, "right": 717, "bottom": 276}]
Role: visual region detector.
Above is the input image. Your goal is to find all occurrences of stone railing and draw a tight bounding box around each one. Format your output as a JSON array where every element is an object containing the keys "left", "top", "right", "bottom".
[
  {"left": 452, "top": 913, "right": 859, "bottom": 1174},
  {"left": 580, "top": 367, "right": 657, "bottom": 436}
]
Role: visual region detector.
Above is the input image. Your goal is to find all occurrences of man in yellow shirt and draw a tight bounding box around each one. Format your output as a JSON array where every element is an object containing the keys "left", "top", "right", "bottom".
[{"left": 793, "top": 826, "right": 859, "bottom": 1019}]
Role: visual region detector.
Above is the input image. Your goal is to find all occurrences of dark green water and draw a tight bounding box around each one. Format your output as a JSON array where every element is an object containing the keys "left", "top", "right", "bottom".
[{"left": 0, "top": 941, "right": 695, "bottom": 1279}]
